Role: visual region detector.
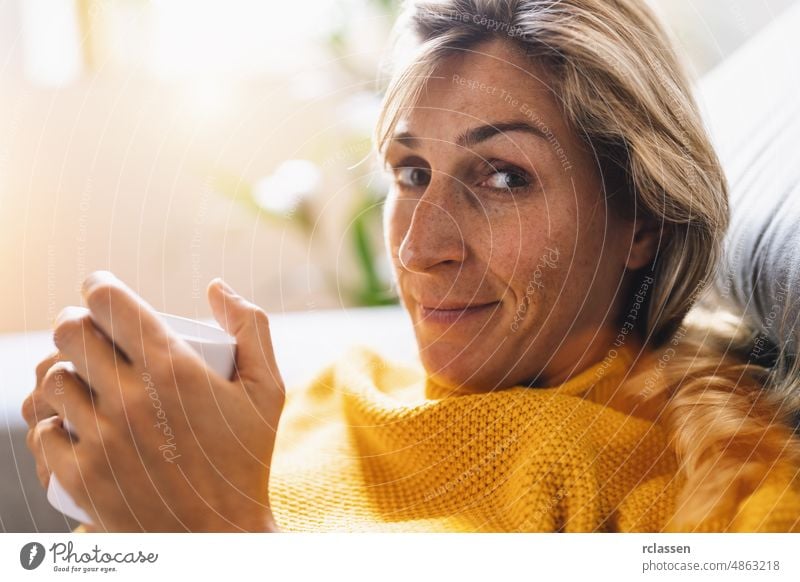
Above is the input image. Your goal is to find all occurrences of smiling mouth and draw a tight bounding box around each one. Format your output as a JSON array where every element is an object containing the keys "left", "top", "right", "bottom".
[{"left": 418, "top": 301, "right": 501, "bottom": 326}]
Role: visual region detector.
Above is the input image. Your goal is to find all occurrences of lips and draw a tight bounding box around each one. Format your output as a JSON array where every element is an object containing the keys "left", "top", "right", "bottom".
[
  {"left": 420, "top": 300, "right": 497, "bottom": 310},
  {"left": 417, "top": 300, "right": 501, "bottom": 326}
]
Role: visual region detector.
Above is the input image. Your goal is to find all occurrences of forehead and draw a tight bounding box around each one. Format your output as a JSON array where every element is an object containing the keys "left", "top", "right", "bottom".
[{"left": 398, "top": 39, "right": 567, "bottom": 142}]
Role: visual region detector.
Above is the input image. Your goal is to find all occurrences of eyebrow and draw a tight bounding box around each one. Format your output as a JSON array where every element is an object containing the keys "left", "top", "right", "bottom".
[{"left": 390, "top": 121, "right": 550, "bottom": 149}]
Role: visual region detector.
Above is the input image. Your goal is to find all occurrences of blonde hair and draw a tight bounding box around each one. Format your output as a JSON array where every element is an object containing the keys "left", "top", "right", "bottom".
[{"left": 375, "top": 0, "right": 800, "bottom": 530}]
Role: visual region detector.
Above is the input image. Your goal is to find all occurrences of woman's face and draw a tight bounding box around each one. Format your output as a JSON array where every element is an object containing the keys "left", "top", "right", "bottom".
[{"left": 383, "top": 39, "right": 656, "bottom": 392}]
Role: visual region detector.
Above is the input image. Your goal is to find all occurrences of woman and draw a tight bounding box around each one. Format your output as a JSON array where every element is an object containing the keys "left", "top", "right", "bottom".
[{"left": 23, "top": 0, "right": 800, "bottom": 532}]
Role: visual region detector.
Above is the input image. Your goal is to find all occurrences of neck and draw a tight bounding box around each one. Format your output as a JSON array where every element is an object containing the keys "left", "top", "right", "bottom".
[{"left": 521, "top": 329, "right": 645, "bottom": 388}]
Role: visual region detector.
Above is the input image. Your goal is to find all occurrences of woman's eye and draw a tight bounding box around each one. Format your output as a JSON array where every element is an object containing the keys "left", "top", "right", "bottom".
[
  {"left": 394, "top": 167, "right": 431, "bottom": 188},
  {"left": 480, "top": 168, "right": 531, "bottom": 191}
]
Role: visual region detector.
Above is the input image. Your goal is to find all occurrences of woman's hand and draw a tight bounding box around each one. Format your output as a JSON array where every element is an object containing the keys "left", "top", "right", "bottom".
[{"left": 21, "top": 271, "right": 285, "bottom": 532}]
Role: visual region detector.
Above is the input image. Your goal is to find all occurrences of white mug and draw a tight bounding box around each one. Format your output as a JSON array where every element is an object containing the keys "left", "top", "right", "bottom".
[{"left": 46, "top": 312, "right": 237, "bottom": 525}]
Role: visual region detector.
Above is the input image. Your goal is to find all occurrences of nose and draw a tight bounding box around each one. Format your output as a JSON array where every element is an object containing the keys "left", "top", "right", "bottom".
[{"left": 398, "top": 179, "right": 466, "bottom": 273}]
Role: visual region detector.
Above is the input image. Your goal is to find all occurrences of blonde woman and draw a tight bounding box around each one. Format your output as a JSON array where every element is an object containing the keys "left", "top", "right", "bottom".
[{"left": 23, "top": 0, "right": 800, "bottom": 532}]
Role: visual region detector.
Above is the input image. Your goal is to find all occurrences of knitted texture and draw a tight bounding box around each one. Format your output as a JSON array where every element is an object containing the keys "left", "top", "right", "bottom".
[{"left": 270, "top": 344, "right": 800, "bottom": 532}]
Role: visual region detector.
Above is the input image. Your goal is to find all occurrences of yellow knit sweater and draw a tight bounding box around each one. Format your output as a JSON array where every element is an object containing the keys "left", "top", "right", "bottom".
[{"left": 269, "top": 344, "right": 800, "bottom": 532}]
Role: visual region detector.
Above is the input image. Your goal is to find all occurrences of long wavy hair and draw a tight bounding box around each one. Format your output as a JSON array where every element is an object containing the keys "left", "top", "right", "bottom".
[{"left": 375, "top": 0, "right": 800, "bottom": 530}]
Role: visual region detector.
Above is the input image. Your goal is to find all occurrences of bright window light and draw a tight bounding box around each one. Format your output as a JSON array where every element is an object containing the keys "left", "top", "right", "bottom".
[
  {"left": 149, "top": 0, "right": 339, "bottom": 79},
  {"left": 20, "top": 0, "right": 83, "bottom": 86}
]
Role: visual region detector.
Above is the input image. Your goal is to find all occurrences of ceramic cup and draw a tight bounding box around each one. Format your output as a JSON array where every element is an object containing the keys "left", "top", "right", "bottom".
[{"left": 46, "top": 312, "right": 237, "bottom": 525}]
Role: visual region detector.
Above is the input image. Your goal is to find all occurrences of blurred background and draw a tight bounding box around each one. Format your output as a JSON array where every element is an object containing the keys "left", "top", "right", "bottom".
[{"left": 0, "top": 0, "right": 797, "bottom": 333}]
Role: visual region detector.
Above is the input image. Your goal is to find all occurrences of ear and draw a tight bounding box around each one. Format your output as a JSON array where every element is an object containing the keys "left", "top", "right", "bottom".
[{"left": 625, "top": 215, "right": 661, "bottom": 271}]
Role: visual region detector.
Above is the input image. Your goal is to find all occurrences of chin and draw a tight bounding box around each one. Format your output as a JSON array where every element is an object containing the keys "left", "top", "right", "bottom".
[{"left": 418, "top": 342, "right": 497, "bottom": 392}]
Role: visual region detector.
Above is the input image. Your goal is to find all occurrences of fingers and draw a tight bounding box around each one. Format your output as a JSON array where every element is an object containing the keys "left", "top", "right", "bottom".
[
  {"left": 207, "top": 279, "right": 284, "bottom": 390},
  {"left": 26, "top": 416, "right": 73, "bottom": 489},
  {"left": 32, "top": 450, "right": 51, "bottom": 490},
  {"left": 52, "top": 305, "right": 134, "bottom": 413},
  {"left": 26, "top": 421, "right": 53, "bottom": 489},
  {"left": 40, "top": 361, "right": 97, "bottom": 436},
  {"left": 80, "top": 271, "right": 172, "bottom": 371},
  {"left": 22, "top": 351, "right": 64, "bottom": 429},
  {"left": 24, "top": 354, "right": 71, "bottom": 490}
]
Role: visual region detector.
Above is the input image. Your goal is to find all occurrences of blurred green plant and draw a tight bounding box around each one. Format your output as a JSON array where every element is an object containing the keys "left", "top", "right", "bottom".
[
  {"left": 350, "top": 185, "right": 397, "bottom": 306},
  {"left": 322, "top": 0, "right": 400, "bottom": 306},
  {"left": 212, "top": 0, "right": 399, "bottom": 308},
  {"left": 211, "top": 156, "right": 396, "bottom": 307}
]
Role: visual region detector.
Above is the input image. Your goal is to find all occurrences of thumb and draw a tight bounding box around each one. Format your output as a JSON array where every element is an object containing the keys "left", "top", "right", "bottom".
[{"left": 207, "top": 278, "right": 283, "bottom": 388}]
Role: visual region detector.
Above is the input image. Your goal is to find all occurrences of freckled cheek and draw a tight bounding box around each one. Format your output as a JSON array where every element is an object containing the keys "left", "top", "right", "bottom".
[
  {"left": 483, "top": 230, "right": 557, "bottom": 295},
  {"left": 568, "top": 215, "right": 613, "bottom": 280}
]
